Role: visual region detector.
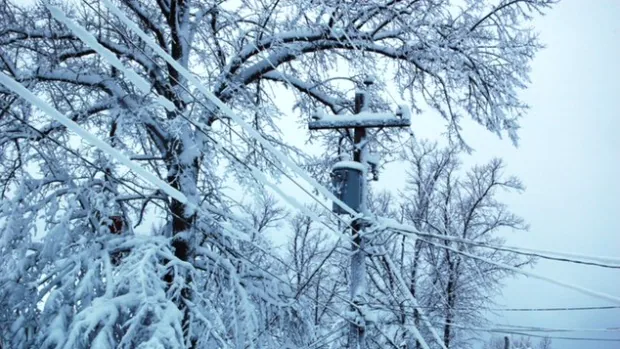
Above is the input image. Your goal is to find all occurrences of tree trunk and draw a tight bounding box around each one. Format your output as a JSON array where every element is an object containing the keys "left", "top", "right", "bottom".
[
  {"left": 443, "top": 271, "right": 456, "bottom": 349},
  {"left": 409, "top": 239, "right": 422, "bottom": 349},
  {"left": 163, "top": 130, "right": 201, "bottom": 348}
]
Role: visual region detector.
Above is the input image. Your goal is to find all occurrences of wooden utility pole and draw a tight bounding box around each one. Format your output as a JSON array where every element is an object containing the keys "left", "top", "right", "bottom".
[
  {"left": 348, "top": 90, "right": 368, "bottom": 349},
  {"left": 309, "top": 81, "right": 410, "bottom": 349}
]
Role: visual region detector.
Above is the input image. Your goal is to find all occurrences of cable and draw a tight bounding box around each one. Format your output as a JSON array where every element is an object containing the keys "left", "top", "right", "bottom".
[
  {"left": 362, "top": 302, "right": 620, "bottom": 313},
  {"left": 34, "top": 5, "right": 619, "bottom": 347},
  {"left": 434, "top": 321, "right": 620, "bottom": 334},
  {"left": 446, "top": 323, "right": 620, "bottom": 342},
  {"left": 415, "top": 238, "right": 620, "bottom": 305},
  {"left": 383, "top": 220, "right": 620, "bottom": 268},
  {"left": 490, "top": 305, "right": 620, "bottom": 312}
]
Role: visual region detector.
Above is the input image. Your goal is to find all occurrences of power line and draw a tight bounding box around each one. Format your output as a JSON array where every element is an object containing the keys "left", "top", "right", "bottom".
[
  {"left": 447, "top": 323, "right": 620, "bottom": 342},
  {"left": 384, "top": 220, "right": 620, "bottom": 269},
  {"left": 492, "top": 305, "right": 620, "bottom": 312},
  {"left": 435, "top": 321, "right": 620, "bottom": 334},
  {"left": 363, "top": 302, "right": 620, "bottom": 312},
  {"left": 415, "top": 238, "right": 620, "bottom": 305}
]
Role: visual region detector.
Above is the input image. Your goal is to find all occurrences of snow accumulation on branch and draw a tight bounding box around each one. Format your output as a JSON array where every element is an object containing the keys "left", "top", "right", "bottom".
[
  {"left": 261, "top": 71, "right": 346, "bottom": 114},
  {"left": 0, "top": 72, "right": 251, "bottom": 241},
  {"left": 46, "top": 5, "right": 177, "bottom": 112},
  {"left": 100, "top": 0, "right": 359, "bottom": 217},
  {"left": 46, "top": 6, "right": 151, "bottom": 95}
]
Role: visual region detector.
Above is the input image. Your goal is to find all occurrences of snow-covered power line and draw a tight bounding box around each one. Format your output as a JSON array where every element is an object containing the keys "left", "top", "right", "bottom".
[
  {"left": 364, "top": 302, "right": 620, "bottom": 312},
  {"left": 435, "top": 321, "right": 620, "bottom": 334},
  {"left": 415, "top": 237, "right": 620, "bottom": 305},
  {"left": 445, "top": 323, "right": 620, "bottom": 342},
  {"left": 378, "top": 220, "right": 620, "bottom": 305},
  {"left": 382, "top": 219, "right": 620, "bottom": 268},
  {"left": 489, "top": 305, "right": 620, "bottom": 312}
]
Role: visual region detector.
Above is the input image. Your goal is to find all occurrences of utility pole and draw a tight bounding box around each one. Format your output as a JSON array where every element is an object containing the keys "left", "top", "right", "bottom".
[{"left": 309, "top": 80, "right": 410, "bottom": 349}]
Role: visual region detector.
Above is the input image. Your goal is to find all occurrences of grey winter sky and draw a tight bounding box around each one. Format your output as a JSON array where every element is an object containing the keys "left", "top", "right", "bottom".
[
  {"left": 375, "top": 1, "right": 620, "bottom": 347},
  {"left": 486, "top": 1, "right": 620, "bottom": 346}
]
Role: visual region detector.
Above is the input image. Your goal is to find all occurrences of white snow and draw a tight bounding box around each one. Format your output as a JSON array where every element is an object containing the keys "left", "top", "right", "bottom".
[
  {"left": 396, "top": 104, "right": 411, "bottom": 120},
  {"left": 155, "top": 96, "right": 176, "bottom": 111},
  {"left": 332, "top": 161, "right": 367, "bottom": 173}
]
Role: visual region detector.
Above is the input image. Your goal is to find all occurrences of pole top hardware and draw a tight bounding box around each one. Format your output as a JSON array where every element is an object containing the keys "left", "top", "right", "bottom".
[{"left": 363, "top": 76, "right": 376, "bottom": 87}]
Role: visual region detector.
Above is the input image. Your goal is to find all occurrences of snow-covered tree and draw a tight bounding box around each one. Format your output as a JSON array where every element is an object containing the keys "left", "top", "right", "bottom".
[
  {"left": 422, "top": 156, "right": 531, "bottom": 348},
  {"left": 284, "top": 208, "right": 350, "bottom": 347},
  {"left": 485, "top": 335, "right": 553, "bottom": 349},
  {"left": 0, "top": 0, "right": 554, "bottom": 347},
  {"left": 364, "top": 140, "right": 533, "bottom": 349}
]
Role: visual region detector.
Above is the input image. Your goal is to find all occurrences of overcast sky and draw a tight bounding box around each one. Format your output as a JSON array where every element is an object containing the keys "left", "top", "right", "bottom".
[
  {"left": 376, "top": 1, "right": 620, "bottom": 347},
  {"left": 484, "top": 1, "right": 620, "bottom": 347}
]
